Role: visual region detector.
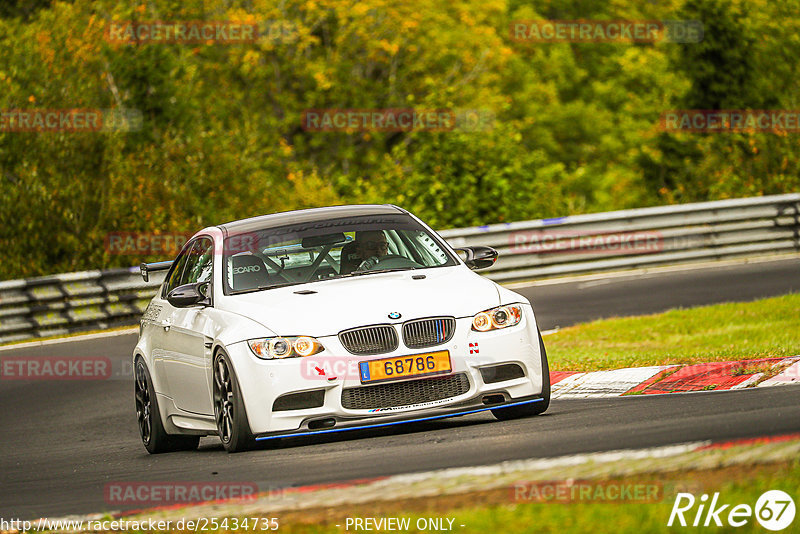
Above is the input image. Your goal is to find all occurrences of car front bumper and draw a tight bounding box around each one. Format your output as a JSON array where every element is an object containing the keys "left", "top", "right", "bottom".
[
  {"left": 253, "top": 395, "right": 546, "bottom": 440},
  {"left": 226, "top": 304, "right": 546, "bottom": 436}
]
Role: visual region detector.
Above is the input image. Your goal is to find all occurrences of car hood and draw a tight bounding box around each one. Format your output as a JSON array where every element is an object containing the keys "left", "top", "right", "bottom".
[{"left": 220, "top": 266, "right": 501, "bottom": 336}]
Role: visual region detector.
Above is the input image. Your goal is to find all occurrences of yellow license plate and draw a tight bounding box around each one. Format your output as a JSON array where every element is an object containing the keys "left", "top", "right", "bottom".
[{"left": 359, "top": 351, "right": 451, "bottom": 384}]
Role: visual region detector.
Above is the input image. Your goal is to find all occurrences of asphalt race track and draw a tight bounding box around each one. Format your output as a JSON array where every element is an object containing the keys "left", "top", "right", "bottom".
[{"left": 1, "top": 258, "right": 798, "bottom": 519}]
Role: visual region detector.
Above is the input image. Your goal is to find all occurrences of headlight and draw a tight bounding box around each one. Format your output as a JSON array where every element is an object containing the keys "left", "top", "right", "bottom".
[
  {"left": 248, "top": 336, "right": 325, "bottom": 359},
  {"left": 293, "top": 336, "right": 318, "bottom": 357},
  {"left": 471, "top": 304, "right": 523, "bottom": 332}
]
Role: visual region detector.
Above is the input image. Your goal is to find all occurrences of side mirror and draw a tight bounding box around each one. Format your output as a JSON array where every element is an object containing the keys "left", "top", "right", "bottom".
[
  {"left": 455, "top": 246, "right": 498, "bottom": 270},
  {"left": 140, "top": 260, "right": 173, "bottom": 282},
  {"left": 167, "top": 282, "right": 211, "bottom": 308}
]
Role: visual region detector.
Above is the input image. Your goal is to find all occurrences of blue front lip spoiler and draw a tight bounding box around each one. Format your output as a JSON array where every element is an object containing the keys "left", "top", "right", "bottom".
[{"left": 255, "top": 398, "right": 543, "bottom": 441}]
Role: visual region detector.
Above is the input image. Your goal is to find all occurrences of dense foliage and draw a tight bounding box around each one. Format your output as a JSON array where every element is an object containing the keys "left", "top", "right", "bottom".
[{"left": 1, "top": 0, "right": 798, "bottom": 278}]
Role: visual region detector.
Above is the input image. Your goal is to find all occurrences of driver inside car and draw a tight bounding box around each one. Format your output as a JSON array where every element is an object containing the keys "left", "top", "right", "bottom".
[{"left": 340, "top": 230, "right": 389, "bottom": 274}]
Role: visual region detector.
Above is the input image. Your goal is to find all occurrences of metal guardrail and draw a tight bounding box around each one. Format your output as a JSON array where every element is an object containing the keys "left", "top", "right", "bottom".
[
  {"left": 0, "top": 269, "right": 167, "bottom": 345},
  {"left": 1, "top": 194, "right": 798, "bottom": 344},
  {"left": 440, "top": 193, "right": 800, "bottom": 282}
]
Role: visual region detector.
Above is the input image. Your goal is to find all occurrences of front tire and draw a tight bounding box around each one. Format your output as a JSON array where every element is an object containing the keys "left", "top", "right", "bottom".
[
  {"left": 213, "top": 350, "right": 255, "bottom": 453},
  {"left": 492, "top": 329, "right": 551, "bottom": 420},
  {"left": 135, "top": 358, "right": 200, "bottom": 454}
]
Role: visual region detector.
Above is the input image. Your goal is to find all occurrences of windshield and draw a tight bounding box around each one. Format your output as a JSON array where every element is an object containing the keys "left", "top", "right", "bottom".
[{"left": 223, "top": 213, "right": 458, "bottom": 294}]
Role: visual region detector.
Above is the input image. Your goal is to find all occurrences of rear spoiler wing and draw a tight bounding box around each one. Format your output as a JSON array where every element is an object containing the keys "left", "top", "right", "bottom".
[{"left": 140, "top": 260, "right": 173, "bottom": 282}]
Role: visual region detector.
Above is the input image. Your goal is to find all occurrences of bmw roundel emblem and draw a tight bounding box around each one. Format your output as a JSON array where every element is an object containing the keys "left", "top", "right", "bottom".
[{"left": 388, "top": 312, "right": 402, "bottom": 320}]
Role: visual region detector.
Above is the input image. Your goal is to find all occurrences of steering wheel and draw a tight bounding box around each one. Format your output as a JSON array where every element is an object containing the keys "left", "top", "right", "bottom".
[
  {"left": 355, "top": 255, "right": 381, "bottom": 272},
  {"left": 355, "top": 254, "right": 422, "bottom": 272}
]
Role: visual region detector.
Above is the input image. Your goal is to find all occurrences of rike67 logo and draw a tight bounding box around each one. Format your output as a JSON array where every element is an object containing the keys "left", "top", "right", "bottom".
[{"left": 668, "top": 490, "right": 795, "bottom": 530}]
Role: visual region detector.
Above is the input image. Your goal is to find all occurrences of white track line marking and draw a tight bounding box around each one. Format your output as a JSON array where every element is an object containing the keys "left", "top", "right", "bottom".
[
  {"left": 552, "top": 366, "right": 672, "bottom": 398},
  {"left": 759, "top": 359, "right": 800, "bottom": 387},
  {"left": 381, "top": 442, "right": 710, "bottom": 485},
  {"left": 731, "top": 374, "right": 764, "bottom": 389}
]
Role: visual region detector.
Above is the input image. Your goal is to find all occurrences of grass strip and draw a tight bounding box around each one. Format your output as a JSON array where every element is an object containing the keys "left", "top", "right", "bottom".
[{"left": 545, "top": 294, "right": 800, "bottom": 371}]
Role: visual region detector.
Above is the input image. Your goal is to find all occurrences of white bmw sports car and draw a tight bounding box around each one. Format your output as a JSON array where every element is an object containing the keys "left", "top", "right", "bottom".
[{"left": 134, "top": 205, "right": 550, "bottom": 453}]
